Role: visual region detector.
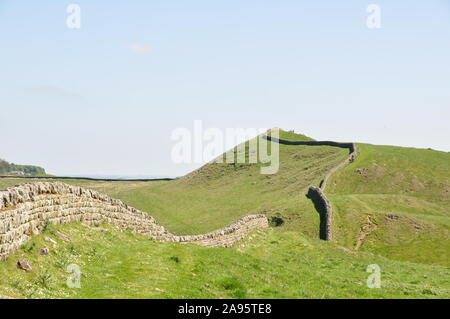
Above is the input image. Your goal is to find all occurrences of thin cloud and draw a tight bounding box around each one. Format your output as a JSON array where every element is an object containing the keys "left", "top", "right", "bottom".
[
  {"left": 30, "top": 86, "right": 85, "bottom": 102},
  {"left": 130, "top": 43, "right": 153, "bottom": 54}
]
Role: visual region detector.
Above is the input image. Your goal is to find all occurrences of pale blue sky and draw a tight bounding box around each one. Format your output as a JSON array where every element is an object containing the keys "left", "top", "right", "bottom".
[{"left": 0, "top": 1, "right": 449, "bottom": 176}]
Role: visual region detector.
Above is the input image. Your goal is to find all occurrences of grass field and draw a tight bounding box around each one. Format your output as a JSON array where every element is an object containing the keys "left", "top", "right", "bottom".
[
  {"left": 0, "top": 130, "right": 448, "bottom": 298},
  {"left": 0, "top": 223, "right": 448, "bottom": 299}
]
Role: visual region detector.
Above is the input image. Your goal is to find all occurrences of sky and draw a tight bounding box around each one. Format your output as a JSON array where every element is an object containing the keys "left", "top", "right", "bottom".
[{"left": 0, "top": 0, "right": 449, "bottom": 177}]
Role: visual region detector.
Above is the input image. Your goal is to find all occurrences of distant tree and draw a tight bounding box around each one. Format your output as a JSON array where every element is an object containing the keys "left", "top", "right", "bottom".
[
  {"left": 9, "top": 163, "right": 46, "bottom": 175},
  {"left": 0, "top": 159, "right": 11, "bottom": 174},
  {"left": 0, "top": 159, "right": 46, "bottom": 175}
]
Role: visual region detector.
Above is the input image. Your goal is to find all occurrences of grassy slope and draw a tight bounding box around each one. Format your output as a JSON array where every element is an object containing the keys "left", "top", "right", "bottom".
[
  {"left": 327, "top": 143, "right": 450, "bottom": 266},
  {"left": 0, "top": 131, "right": 449, "bottom": 298},
  {"left": 0, "top": 223, "right": 448, "bottom": 299}
]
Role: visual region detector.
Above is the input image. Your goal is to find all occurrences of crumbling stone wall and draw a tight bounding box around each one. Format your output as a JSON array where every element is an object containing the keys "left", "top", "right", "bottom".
[{"left": 0, "top": 182, "right": 268, "bottom": 260}]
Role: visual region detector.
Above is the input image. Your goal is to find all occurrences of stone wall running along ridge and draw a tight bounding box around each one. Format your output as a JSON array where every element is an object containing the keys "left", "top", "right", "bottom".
[
  {"left": 263, "top": 134, "right": 357, "bottom": 241},
  {"left": 0, "top": 182, "right": 269, "bottom": 260}
]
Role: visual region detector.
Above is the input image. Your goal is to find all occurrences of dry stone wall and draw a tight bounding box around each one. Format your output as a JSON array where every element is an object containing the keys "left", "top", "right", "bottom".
[
  {"left": 0, "top": 182, "right": 268, "bottom": 260},
  {"left": 264, "top": 135, "right": 357, "bottom": 241},
  {"left": 307, "top": 186, "right": 333, "bottom": 241}
]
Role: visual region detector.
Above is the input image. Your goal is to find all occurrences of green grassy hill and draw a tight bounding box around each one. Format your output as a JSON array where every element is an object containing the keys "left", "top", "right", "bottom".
[
  {"left": 0, "top": 130, "right": 349, "bottom": 237},
  {"left": 0, "top": 129, "right": 448, "bottom": 299},
  {"left": 327, "top": 143, "right": 450, "bottom": 265}
]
